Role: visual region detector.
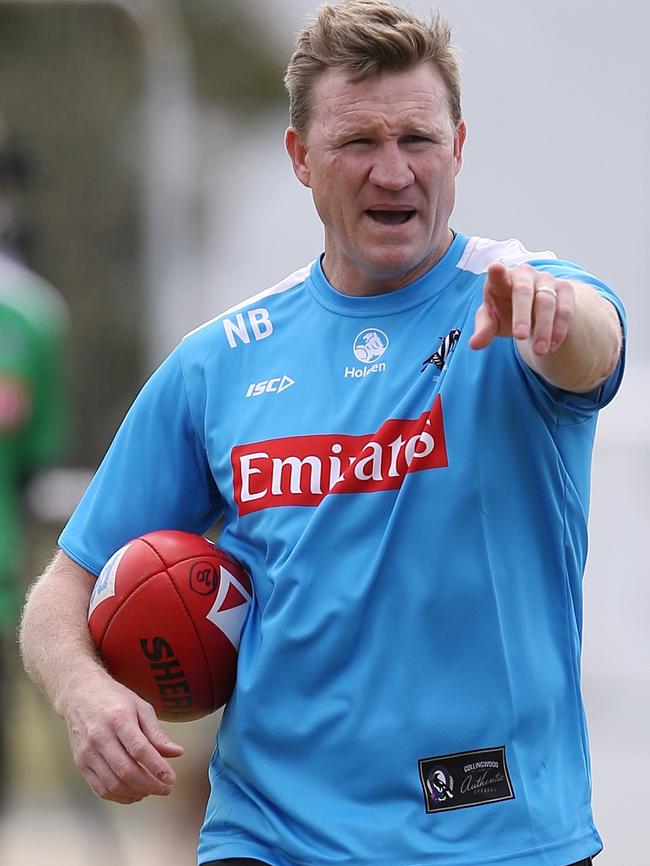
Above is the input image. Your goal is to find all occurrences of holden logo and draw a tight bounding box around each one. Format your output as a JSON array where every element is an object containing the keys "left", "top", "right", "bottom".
[{"left": 353, "top": 329, "right": 389, "bottom": 364}]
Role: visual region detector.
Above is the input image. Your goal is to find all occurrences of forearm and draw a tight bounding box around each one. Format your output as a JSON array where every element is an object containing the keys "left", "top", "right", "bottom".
[
  {"left": 517, "top": 281, "right": 622, "bottom": 393},
  {"left": 20, "top": 550, "right": 183, "bottom": 804},
  {"left": 19, "top": 550, "right": 111, "bottom": 718}
]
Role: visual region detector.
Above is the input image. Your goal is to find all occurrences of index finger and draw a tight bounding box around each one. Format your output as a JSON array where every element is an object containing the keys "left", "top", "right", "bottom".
[
  {"left": 509, "top": 266, "right": 536, "bottom": 340},
  {"left": 485, "top": 261, "right": 511, "bottom": 293}
]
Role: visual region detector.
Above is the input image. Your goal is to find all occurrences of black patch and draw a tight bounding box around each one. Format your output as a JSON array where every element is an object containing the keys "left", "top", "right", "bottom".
[{"left": 418, "top": 746, "right": 515, "bottom": 813}]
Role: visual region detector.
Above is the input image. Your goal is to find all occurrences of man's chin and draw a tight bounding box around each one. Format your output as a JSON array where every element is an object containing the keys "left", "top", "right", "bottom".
[
  {"left": 361, "top": 230, "right": 453, "bottom": 282},
  {"left": 363, "top": 248, "right": 433, "bottom": 282}
]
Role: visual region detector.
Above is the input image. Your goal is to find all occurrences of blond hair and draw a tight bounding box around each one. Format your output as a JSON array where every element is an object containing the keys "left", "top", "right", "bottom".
[{"left": 284, "top": 0, "right": 462, "bottom": 136}]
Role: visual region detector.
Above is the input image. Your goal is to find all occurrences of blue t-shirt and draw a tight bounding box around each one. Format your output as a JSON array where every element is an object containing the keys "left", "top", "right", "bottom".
[{"left": 60, "top": 233, "right": 626, "bottom": 866}]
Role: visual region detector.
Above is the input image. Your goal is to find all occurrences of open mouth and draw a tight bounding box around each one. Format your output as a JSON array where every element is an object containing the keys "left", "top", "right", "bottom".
[{"left": 365, "top": 209, "right": 416, "bottom": 226}]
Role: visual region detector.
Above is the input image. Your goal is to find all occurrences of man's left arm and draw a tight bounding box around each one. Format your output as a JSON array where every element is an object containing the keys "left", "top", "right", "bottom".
[{"left": 469, "top": 261, "right": 623, "bottom": 393}]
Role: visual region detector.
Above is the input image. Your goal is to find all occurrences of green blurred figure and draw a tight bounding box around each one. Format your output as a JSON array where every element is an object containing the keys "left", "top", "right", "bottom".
[{"left": 0, "top": 119, "right": 69, "bottom": 804}]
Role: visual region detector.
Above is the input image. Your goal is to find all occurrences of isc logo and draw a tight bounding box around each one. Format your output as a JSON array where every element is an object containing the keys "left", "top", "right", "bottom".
[{"left": 246, "top": 376, "right": 295, "bottom": 398}]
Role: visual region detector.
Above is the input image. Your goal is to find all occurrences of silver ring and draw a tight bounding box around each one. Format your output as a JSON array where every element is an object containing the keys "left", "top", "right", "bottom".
[{"left": 535, "top": 285, "right": 557, "bottom": 299}]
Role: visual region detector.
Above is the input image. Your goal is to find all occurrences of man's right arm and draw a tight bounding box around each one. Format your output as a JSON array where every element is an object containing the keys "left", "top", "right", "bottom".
[{"left": 19, "top": 550, "right": 184, "bottom": 804}]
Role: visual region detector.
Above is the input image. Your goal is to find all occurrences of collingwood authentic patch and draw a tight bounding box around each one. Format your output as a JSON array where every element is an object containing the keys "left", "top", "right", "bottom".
[{"left": 418, "top": 746, "right": 515, "bottom": 813}]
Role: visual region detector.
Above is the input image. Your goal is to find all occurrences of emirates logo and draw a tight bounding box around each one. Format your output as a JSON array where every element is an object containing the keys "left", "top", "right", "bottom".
[{"left": 231, "top": 395, "right": 448, "bottom": 516}]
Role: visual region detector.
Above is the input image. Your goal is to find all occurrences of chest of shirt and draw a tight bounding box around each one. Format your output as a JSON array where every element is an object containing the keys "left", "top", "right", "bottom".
[{"left": 200, "top": 288, "right": 482, "bottom": 502}]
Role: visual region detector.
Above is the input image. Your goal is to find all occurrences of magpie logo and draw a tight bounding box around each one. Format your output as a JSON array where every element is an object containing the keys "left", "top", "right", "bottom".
[
  {"left": 421, "top": 329, "right": 461, "bottom": 373},
  {"left": 426, "top": 767, "right": 454, "bottom": 803}
]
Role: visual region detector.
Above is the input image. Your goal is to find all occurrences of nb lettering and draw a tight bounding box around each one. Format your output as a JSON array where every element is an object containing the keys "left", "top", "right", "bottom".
[{"left": 223, "top": 307, "right": 273, "bottom": 348}]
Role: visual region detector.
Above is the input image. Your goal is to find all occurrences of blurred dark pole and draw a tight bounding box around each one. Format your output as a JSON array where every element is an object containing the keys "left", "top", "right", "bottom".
[{"left": 0, "top": 118, "right": 39, "bottom": 261}]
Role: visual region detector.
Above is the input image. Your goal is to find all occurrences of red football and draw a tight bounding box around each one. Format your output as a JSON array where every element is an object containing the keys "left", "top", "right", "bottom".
[{"left": 87, "top": 530, "right": 252, "bottom": 722}]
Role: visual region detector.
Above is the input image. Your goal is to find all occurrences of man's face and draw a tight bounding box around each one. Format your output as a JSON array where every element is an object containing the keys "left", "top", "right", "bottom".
[{"left": 286, "top": 62, "right": 466, "bottom": 295}]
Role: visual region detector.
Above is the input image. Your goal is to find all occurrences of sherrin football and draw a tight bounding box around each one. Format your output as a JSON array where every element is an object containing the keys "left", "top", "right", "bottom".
[{"left": 87, "top": 530, "right": 253, "bottom": 721}]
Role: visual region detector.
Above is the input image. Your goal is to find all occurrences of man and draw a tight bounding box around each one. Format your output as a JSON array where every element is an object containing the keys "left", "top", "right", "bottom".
[{"left": 20, "top": 2, "right": 624, "bottom": 865}]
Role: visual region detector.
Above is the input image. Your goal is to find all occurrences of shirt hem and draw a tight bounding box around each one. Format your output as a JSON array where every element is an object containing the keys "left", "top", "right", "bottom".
[{"left": 198, "top": 828, "right": 602, "bottom": 866}]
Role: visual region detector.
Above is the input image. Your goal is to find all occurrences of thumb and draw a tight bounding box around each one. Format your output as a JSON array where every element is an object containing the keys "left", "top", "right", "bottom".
[
  {"left": 469, "top": 301, "right": 498, "bottom": 350},
  {"left": 153, "top": 729, "right": 185, "bottom": 758},
  {"left": 137, "top": 704, "right": 184, "bottom": 756}
]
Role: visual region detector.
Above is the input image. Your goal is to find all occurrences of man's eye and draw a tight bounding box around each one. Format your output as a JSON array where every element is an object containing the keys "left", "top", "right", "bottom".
[
  {"left": 402, "top": 135, "right": 432, "bottom": 145},
  {"left": 343, "top": 138, "right": 372, "bottom": 147}
]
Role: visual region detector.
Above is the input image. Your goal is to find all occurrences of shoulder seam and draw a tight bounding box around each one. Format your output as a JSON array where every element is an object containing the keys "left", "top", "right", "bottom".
[
  {"left": 183, "top": 262, "right": 313, "bottom": 340},
  {"left": 178, "top": 346, "right": 204, "bottom": 453},
  {"left": 457, "top": 236, "right": 557, "bottom": 275}
]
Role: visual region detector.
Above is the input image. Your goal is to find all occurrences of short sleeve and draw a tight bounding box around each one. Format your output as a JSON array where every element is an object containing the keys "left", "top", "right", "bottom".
[
  {"left": 59, "top": 345, "right": 224, "bottom": 575},
  {"left": 513, "top": 258, "right": 626, "bottom": 423}
]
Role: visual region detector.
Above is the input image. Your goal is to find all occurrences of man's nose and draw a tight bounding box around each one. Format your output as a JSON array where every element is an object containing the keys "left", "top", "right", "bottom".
[{"left": 368, "top": 144, "right": 415, "bottom": 190}]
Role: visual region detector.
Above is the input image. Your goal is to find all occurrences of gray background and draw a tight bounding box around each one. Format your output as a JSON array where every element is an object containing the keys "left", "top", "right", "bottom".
[{"left": 1, "top": 1, "right": 647, "bottom": 864}]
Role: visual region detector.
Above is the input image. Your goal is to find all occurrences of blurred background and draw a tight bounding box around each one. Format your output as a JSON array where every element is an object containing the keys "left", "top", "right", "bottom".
[{"left": 0, "top": 0, "right": 647, "bottom": 864}]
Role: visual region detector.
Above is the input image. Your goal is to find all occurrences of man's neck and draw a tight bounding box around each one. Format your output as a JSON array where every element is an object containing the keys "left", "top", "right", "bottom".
[{"left": 322, "top": 227, "right": 456, "bottom": 297}]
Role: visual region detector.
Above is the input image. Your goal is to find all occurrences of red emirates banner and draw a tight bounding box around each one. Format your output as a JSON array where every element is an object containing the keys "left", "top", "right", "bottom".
[{"left": 232, "top": 395, "right": 448, "bottom": 516}]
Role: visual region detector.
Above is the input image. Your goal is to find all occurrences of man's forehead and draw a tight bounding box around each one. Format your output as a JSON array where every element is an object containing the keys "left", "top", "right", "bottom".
[{"left": 311, "top": 64, "right": 453, "bottom": 130}]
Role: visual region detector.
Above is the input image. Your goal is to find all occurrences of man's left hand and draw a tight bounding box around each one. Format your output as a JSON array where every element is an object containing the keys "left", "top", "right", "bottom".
[
  {"left": 469, "top": 262, "right": 574, "bottom": 355},
  {"left": 468, "top": 261, "right": 622, "bottom": 394}
]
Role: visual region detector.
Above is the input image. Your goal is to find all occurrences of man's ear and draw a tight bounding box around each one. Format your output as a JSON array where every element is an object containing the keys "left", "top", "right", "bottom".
[
  {"left": 285, "top": 127, "right": 311, "bottom": 188},
  {"left": 454, "top": 120, "right": 467, "bottom": 175}
]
